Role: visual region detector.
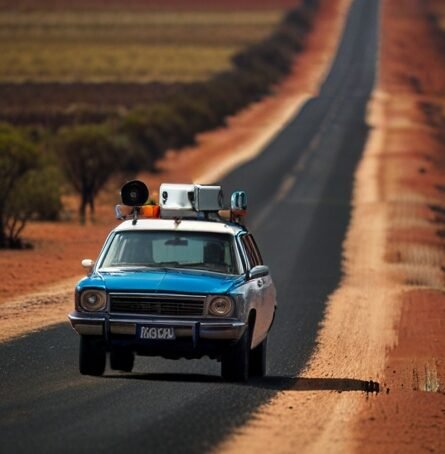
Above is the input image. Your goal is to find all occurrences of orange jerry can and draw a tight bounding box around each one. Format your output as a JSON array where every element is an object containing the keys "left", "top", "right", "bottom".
[{"left": 140, "top": 205, "right": 160, "bottom": 218}]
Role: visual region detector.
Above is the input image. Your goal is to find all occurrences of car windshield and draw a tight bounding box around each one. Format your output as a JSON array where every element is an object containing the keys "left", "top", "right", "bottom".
[{"left": 100, "top": 230, "right": 239, "bottom": 275}]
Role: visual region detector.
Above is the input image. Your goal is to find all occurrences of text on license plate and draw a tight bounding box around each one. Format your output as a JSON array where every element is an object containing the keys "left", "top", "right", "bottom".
[{"left": 138, "top": 326, "right": 176, "bottom": 340}]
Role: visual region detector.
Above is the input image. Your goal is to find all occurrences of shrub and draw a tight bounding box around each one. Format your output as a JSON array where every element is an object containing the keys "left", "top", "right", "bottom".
[
  {"left": 0, "top": 124, "right": 40, "bottom": 248},
  {"left": 22, "top": 165, "right": 63, "bottom": 221},
  {"left": 4, "top": 164, "right": 63, "bottom": 247},
  {"left": 121, "top": 110, "right": 166, "bottom": 170}
]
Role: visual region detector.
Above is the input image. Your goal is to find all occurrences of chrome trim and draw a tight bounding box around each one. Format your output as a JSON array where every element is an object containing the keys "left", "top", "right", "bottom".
[
  {"left": 69, "top": 312, "right": 246, "bottom": 341},
  {"left": 108, "top": 318, "right": 194, "bottom": 326},
  {"left": 109, "top": 292, "right": 206, "bottom": 300},
  {"left": 107, "top": 320, "right": 245, "bottom": 340},
  {"left": 235, "top": 232, "right": 250, "bottom": 274},
  {"left": 200, "top": 323, "right": 246, "bottom": 340},
  {"left": 106, "top": 312, "right": 204, "bottom": 319},
  {"left": 110, "top": 323, "right": 193, "bottom": 337},
  {"left": 76, "top": 324, "right": 103, "bottom": 335},
  {"left": 68, "top": 313, "right": 105, "bottom": 336},
  {"left": 109, "top": 292, "right": 206, "bottom": 317},
  {"left": 110, "top": 323, "right": 136, "bottom": 336},
  {"left": 200, "top": 321, "right": 245, "bottom": 328},
  {"left": 68, "top": 313, "right": 105, "bottom": 323}
]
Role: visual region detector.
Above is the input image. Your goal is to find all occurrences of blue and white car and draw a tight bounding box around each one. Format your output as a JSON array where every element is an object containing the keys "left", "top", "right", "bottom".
[{"left": 69, "top": 181, "right": 276, "bottom": 382}]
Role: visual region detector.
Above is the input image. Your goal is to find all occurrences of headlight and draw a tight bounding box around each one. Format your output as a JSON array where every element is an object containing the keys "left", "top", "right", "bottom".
[
  {"left": 207, "top": 296, "right": 234, "bottom": 317},
  {"left": 79, "top": 289, "right": 106, "bottom": 312}
]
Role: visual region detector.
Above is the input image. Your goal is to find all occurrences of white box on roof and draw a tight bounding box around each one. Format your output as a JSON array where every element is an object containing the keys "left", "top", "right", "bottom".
[
  {"left": 159, "top": 183, "right": 223, "bottom": 217},
  {"left": 160, "top": 184, "right": 195, "bottom": 210}
]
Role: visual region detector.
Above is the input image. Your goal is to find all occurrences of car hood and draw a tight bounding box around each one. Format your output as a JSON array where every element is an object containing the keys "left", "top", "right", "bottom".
[{"left": 78, "top": 268, "right": 244, "bottom": 295}]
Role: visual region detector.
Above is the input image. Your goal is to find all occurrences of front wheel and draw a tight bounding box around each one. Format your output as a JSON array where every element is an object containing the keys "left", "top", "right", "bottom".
[
  {"left": 249, "top": 337, "right": 267, "bottom": 377},
  {"left": 79, "top": 336, "right": 106, "bottom": 376},
  {"left": 221, "top": 325, "right": 251, "bottom": 382}
]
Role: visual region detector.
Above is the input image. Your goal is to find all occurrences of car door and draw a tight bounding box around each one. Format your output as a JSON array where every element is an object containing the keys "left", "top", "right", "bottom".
[{"left": 240, "top": 234, "right": 275, "bottom": 347}]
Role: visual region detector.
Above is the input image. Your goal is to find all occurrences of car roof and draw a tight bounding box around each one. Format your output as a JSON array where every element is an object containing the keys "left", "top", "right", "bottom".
[{"left": 113, "top": 219, "right": 245, "bottom": 236}]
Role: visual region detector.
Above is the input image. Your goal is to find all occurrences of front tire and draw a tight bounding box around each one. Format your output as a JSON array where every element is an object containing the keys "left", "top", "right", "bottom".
[
  {"left": 110, "top": 350, "right": 135, "bottom": 373},
  {"left": 249, "top": 337, "right": 267, "bottom": 377},
  {"left": 79, "top": 336, "right": 106, "bottom": 376},
  {"left": 221, "top": 325, "right": 251, "bottom": 382}
]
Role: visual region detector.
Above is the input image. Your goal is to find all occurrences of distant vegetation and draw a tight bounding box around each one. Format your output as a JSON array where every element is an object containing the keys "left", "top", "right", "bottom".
[
  {"left": 0, "top": 82, "right": 183, "bottom": 128},
  {"left": 0, "top": 12, "right": 281, "bottom": 83},
  {"left": 0, "top": 0, "right": 319, "bottom": 247},
  {"left": 0, "top": 10, "right": 282, "bottom": 126}
]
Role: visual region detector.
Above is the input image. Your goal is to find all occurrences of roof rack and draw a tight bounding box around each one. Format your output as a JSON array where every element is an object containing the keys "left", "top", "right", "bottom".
[{"left": 115, "top": 180, "right": 247, "bottom": 226}]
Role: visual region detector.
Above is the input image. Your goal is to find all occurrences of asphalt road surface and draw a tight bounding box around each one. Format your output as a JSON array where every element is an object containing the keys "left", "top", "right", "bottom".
[{"left": 0, "top": 0, "right": 379, "bottom": 452}]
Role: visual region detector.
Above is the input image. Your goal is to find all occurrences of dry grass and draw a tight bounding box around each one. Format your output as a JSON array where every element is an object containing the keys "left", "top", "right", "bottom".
[
  {"left": 0, "top": 11, "right": 282, "bottom": 82},
  {"left": 0, "top": 43, "right": 238, "bottom": 83}
]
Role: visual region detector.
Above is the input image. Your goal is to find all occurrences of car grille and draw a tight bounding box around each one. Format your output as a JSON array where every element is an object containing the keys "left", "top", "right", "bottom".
[{"left": 109, "top": 294, "right": 205, "bottom": 317}]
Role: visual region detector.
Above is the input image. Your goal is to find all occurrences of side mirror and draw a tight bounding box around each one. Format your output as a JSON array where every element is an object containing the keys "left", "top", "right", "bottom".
[
  {"left": 81, "top": 259, "right": 95, "bottom": 273},
  {"left": 247, "top": 265, "right": 269, "bottom": 280}
]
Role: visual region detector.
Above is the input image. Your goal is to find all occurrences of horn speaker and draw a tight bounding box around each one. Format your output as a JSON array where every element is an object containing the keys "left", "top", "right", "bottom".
[{"left": 121, "top": 180, "right": 149, "bottom": 206}]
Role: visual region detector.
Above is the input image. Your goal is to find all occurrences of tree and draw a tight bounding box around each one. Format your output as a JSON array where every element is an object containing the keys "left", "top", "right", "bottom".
[
  {"left": 0, "top": 124, "right": 39, "bottom": 248},
  {"left": 57, "top": 124, "right": 121, "bottom": 223}
]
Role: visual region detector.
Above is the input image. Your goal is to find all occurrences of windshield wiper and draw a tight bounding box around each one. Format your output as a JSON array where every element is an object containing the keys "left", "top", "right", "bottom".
[
  {"left": 106, "top": 264, "right": 163, "bottom": 270},
  {"left": 154, "top": 261, "right": 181, "bottom": 268},
  {"left": 175, "top": 262, "right": 231, "bottom": 273}
]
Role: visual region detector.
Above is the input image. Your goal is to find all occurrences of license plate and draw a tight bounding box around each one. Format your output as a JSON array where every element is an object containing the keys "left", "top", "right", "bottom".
[{"left": 138, "top": 326, "right": 176, "bottom": 340}]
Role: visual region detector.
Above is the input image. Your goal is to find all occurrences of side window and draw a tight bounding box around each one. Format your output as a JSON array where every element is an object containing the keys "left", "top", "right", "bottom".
[
  {"left": 240, "top": 235, "right": 256, "bottom": 270},
  {"left": 248, "top": 235, "right": 263, "bottom": 265}
]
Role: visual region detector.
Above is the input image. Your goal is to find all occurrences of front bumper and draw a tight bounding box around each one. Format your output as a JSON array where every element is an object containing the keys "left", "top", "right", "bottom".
[{"left": 68, "top": 312, "right": 247, "bottom": 342}]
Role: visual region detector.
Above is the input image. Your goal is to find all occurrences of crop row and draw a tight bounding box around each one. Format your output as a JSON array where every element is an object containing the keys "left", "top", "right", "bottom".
[
  {"left": 0, "top": 9, "right": 283, "bottom": 124},
  {"left": 0, "top": 0, "right": 298, "bottom": 11},
  {"left": 0, "top": 82, "right": 183, "bottom": 128}
]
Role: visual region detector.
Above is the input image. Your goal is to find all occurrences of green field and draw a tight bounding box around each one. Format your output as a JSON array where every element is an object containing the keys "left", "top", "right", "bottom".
[{"left": 0, "top": 11, "right": 282, "bottom": 82}]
